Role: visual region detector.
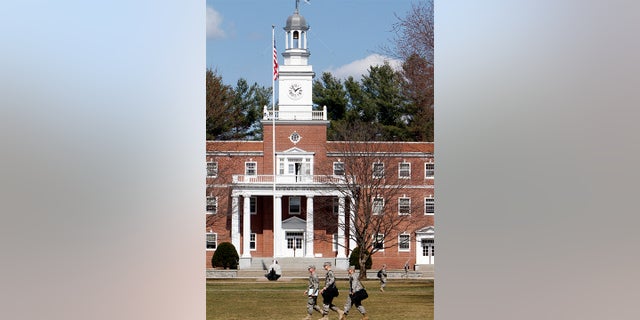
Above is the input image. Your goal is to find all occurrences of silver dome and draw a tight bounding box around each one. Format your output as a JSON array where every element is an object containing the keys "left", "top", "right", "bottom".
[{"left": 285, "top": 12, "right": 309, "bottom": 31}]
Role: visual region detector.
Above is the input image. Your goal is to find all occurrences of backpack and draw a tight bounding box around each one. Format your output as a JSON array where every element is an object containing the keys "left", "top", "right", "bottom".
[{"left": 377, "top": 269, "right": 382, "bottom": 278}]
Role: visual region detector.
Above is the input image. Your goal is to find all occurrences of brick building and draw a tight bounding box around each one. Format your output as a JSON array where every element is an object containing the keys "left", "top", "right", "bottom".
[{"left": 206, "top": 6, "right": 434, "bottom": 271}]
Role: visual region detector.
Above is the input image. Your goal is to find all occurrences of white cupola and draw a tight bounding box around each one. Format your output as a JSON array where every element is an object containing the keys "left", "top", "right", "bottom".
[
  {"left": 283, "top": 7, "right": 310, "bottom": 66},
  {"left": 277, "top": 3, "right": 317, "bottom": 120}
]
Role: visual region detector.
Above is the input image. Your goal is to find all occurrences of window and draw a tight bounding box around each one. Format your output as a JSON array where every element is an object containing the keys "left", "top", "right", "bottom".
[
  {"left": 333, "top": 197, "right": 339, "bottom": 215},
  {"left": 333, "top": 233, "right": 339, "bottom": 252},
  {"left": 399, "top": 162, "right": 411, "bottom": 179},
  {"left": 399, "top": 234, "right": 410, "bottom": 251},
  {"left": 206, "top": 196, "right": 218, "bottom": 214},
  {"left": 422, "top": 239, "right": 434, "bottom": 256},
  {"left": 372, "top": 197, "right": 384, "bottom": 215},
  {"left": 289, "top": 132, "right": 301, "bottom": 143},
  {"left": 250, "top": 197, "right": 257, "bottom": 215},
  {"left": 333, "top": 162, "right": 345, "bottom": 176},
  {"left": 289, "top": 196, "right": 301, "bottom": 215},
  {"left": 245, "top": 161, "right": 257, "bottom": 176},
  {"left": 425, "top": 162, "right": 434, "bottom": 179},
  {"left": 207, "top": 161, "right": 218, "bottom": 177},
  {"left": 373, "top": 162, "right": 384, "bottom": 178},
  {"left": 206, "top": 232, "right": 217, "bottom": 250},
  {"left": 373, "top": 233, "right": 384, "bottom": 250},
  {"left": 425, "top": 197, "right": 434, "bottom": 215},
  {"left": 250, "top": 233, "right": 257, "bottom": 250},
  {"left": 399, "top": 197, "right": 411, "bottom": 215}
]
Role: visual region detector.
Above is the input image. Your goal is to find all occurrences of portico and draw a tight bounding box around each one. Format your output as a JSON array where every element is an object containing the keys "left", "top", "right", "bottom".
[{"left": 232, "top": 184, "right": 348, "bottom": 265}]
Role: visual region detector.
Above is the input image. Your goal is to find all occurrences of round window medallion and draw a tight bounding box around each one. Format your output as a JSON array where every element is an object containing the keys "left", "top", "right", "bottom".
[{"left": 289, "top": 132, "right": 301, "bottom": 144}]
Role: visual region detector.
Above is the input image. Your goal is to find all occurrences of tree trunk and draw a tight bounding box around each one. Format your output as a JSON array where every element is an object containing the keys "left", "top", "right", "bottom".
[{"left": 359, "top": 256, "right": 368, "bottom": 280}]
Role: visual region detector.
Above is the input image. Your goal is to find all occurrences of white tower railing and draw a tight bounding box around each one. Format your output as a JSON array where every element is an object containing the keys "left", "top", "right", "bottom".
[{"left": 263, "top": 105, "right": 327, "bottom": 121}]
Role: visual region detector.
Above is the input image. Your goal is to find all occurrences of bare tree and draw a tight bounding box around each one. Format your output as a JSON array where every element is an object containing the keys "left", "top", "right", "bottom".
[
  {"left": 383, "top": 1, "right": 434, "bottom": 63},
  {"left": 324, "top": 123, "right": 423, "bottom": 279},
  {"left": 381, "top": 1, "right": 434, "bottom": 141}
]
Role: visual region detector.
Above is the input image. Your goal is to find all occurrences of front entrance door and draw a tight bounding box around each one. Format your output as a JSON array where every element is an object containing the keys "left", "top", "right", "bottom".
[
  {"left": 418, "top": 238, "right": 434, "bottom": 264},
  {"left": 285, "top": 232, "right": 304, "bottom": 257}
]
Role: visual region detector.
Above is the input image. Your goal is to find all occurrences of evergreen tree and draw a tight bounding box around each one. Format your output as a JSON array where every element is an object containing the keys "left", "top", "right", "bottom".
[
  {"left": 312, "top": 72, "right": 347, "bottom": 121},
  {"left": 401, "top": 54, "right": 433, "bottom": 142},
  {"left": 206, "top": 68, "right": 234, "bottom": 140},
  {"left": 206, "top": 68, "right": 271, "bottom": 141},
  {"left": 360, "top": 63, "right": 408, "bottom": 141}
]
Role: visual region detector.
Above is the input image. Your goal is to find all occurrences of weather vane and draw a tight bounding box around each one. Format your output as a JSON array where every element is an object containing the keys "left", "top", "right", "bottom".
[{"left": 295, "top": 0, "right": 310, "bottom": 12}]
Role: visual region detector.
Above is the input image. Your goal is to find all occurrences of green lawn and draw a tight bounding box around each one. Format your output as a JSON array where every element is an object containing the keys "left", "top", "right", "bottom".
[{"left": 207, "top": 278, "right": 433, "bottom": 320}]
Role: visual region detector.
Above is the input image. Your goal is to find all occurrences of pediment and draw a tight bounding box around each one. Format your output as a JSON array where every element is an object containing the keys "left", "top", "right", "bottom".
[
  {"left": 279, "top": 147, "right": 314, "bottom": 155},
  {"left": 282, "top": 216, "right": 307, "bottom": 230},
  {"left": 415, "top": 226, "right": 434, "bottom": 235}
]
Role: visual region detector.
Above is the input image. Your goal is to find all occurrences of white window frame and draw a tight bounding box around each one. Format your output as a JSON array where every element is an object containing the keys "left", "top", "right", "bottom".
[
  {"left": 398, "top": 233, "right": 411, "bottom": 252},
  {"left": 372, "top": 197, "right": 384, "bottom": 215},
  {"left": 250, "top": 233, "right": 257, "bottom": 251},
  {"left": 206, "top": 196, "right": 218, "bottom": 214},
  {"left": 425, "top": 162, "right": 434, "bottom": 179},
  {"left": 333, "top": 162, "right": 345, "bottom": 176},
  {"left": 372, "top": 162, "right": 385, "bottom": 179},
  {"left": 250, "top": 197, "right": 257, "bottom": 215},
  {"left": 398, "top": 197, "right": 411, "bottom": 215},
  {"left": 207, "top": 161, "right": 218, "bottom": 178},
  {"left": 289, "top": 196, "right": 301, "bottom": 215},
  {"left": 206, "top": 232, "right": 217, "bottom": 250},
  {"left": 398, "top": 162, "right": 411, "bottom": 179},
  {"left": 373, "top": 233, "right": 385, "bottom": 251},
  {"left": 425, "top": 197, "right": 434, "bottom": 215},
  {"left": 332, "top": 233, "right": 339, "bottom": 252},
  {"left": 245, "top": 161, "right": 257, "bottom": 176}
]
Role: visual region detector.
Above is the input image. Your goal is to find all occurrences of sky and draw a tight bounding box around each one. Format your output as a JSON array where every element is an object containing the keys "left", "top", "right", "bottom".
[{"left": 206, "top": 0, "right": 418, "bottom": 88}]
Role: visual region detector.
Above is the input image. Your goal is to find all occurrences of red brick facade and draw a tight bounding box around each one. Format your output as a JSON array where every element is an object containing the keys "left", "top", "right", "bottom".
[{"left": 205, "top": 123, "right": 434, "bottom": 270}]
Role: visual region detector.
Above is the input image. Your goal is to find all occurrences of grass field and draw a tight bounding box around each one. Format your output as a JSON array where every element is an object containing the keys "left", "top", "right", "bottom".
[{"left": 206, "top": 278, "right": 433, "bottom": 320}]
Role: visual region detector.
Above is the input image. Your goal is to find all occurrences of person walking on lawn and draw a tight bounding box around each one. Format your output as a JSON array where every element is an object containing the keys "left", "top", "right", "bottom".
[
  {"left": 303, "top": 265, "right": 322, "bottom": 320},
  {"left": 318, "top": 261, "right": 344, "bottom": 320},
  {"left": 340, "top": 266, "right": 369, "bottom": 320},
  {"left": 377, "top": 264, "right": 388, "bottom": 292}
]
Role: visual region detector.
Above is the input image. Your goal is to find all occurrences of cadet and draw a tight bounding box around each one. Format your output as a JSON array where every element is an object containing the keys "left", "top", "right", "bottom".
[
  {"left": 318, "top": 261, "right": 344, "bottom": 320},
  {"left": 341, "top": 266, "right": 368, "bottom": 320},
  {"left": 377, "top": 264, "right": 388, "bottom": 292},
  {"left": 303, "top": 265, "right": 322, "bottom": 320}
]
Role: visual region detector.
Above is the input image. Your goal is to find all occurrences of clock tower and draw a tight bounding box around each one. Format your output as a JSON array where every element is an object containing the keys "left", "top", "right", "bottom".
[{"left": 277, "top": 6, "right": 315, "bottom": 120}]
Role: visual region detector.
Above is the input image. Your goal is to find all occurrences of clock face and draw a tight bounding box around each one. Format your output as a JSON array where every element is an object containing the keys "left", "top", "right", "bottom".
[{"left": 288, "top": 82, "right": 303, "bottom": 100}]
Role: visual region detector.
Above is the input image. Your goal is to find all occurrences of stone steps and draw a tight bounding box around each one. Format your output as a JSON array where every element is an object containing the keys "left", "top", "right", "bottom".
[{"left": 210, "top": 257, "right": 434, "bottom": 279}]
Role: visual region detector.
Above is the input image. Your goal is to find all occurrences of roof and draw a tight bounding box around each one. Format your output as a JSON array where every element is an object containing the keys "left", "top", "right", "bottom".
[
  {"left": 326, "top": 141, "right": 434, "bottom": 155},
  {"left": 284, "top": 12, "right": 309, "bottom": 31},
  {"left": 206, "top": 141, "right": 263, "bottom": 153}
]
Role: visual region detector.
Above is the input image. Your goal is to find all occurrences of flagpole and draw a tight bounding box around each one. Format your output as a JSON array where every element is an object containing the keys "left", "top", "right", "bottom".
[{"left": 271, "top": 25, "right": 277, "bottom": 258}]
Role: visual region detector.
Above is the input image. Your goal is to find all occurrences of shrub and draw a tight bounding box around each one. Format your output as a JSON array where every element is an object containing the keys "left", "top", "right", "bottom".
[
  {"left": 211, "top": 242, "right": 239, "bottom": 269},
  {"left": 349, "top": 246, "right": 372, "bottom": 270}
]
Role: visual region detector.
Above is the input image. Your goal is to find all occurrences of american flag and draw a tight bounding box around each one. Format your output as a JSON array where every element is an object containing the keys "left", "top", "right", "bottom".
[{"left": 273, "top": 41, "right": 279, "bottom": 81}]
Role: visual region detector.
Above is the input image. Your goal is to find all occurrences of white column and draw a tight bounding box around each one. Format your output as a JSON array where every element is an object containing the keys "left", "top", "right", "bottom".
[
  {"left": 273, "top": 195, "right": 283, "bottom": 257},
  {"left": 242, "top": 194, "right": 251, "bottom": 258},
  {"left": 303, "top": 32, "right": 307, "bottom": 49},
  {"left": 337, "top": 196, "right": 346, "bottom": 258},
  {"left": 231, "top": 195, "right": 240, "bottom": 252},
  {"left": 349, "top": 197, "right": 357, "bottom": 252},
  {"left": 305, "top": 195, "right": 314, "bottom": 257}
]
